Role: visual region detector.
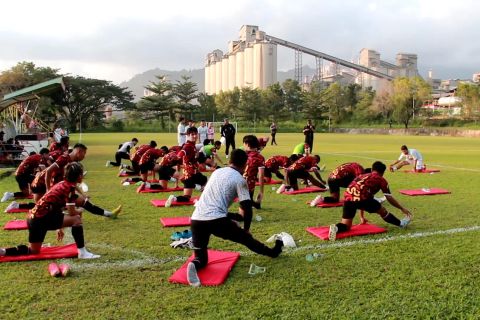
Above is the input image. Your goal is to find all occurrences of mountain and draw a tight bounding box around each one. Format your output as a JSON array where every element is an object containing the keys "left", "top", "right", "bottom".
[{"left": 120, "top": 66, "right": 318, "bottom": 101}]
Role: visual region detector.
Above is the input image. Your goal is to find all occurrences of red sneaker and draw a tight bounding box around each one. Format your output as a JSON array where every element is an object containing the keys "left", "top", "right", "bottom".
[
  {"left": 58, "top": 263, "right": 70, "bottom": 277},
  {"left": 48, "top": 263, "right": 61, "bottom": 277}
]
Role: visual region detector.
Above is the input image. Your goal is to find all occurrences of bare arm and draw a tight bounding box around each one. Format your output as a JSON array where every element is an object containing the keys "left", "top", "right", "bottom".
[
  {"left": 385, "top": 194, "right": 412, "bottom": 218},
  {"left": 44, "top": 163, "right": 58, "bottom": 192}
]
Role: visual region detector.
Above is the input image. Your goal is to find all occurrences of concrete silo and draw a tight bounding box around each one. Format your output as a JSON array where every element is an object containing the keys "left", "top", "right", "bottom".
[
  {"left": 244, "top": 46, "right": 254, "bottom": 88},
  {"left": 253, "top": 43, "right": 263, "bottom": 88},
  {"left": 204, "top": 64, "right": 210, "bottom": 94},
  {"left": 222, "top": 57, "right": 229, "bottom": 92},
  {"left": 215, "top": 60, "right": 222, "bottom": 94},
  {"left": 228, "top": 54, "right": 237, "bottom": 90},
  {"left": 236, "top": 50, "right": 245, "bottom": 89},
  {"left": 261, "top": 43, "right": 277, "bottom": 87},
  {"left": 209, "top": 62, "right": 216, "bottom": 95}
]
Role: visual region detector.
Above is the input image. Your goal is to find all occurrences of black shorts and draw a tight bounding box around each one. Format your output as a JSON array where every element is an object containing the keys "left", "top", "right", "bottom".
[
  {"left": 342, "top": 199, "right": 381, "bottom": 219},
  {"left": 264, "top": 168, "right": 272, "bottom": 179},
  {"left": 31, "top": 184, "right": 47, "bottom": 195},
  {"left": 158, "top": 166, "right": 175, "bottom": 181},
  {"left": 16, "top": 174, "right": 35, "bottom": 190},
  {"left": 131, "top": 161, "right": 140, "bottom": 174},
  {"left": 27, "top": 211, "right": 64, "bottom": 243},
  {"left": 288, "top": 169, "right": 310, "bottom": 181},
  {"left": 183, "top": 172, "right": 208, "bottom": 189},
  {"left": 140, "top": 162, "right": 155, "bottom": 174}
]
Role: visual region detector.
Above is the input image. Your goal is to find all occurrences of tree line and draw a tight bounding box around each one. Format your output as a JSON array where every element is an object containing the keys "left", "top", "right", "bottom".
[{"left": 1, "top": 61, "right": 479, "bottom": 132}]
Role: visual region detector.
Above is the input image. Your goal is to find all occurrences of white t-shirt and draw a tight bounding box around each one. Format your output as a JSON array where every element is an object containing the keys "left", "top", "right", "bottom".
[
  {"left": 118, "top": 141, "right": 135, "bottom": 153},
  {"left": 198, "top": 125, "right": 208, "bottom": 144},
  {"left": 191, "top": 167, "right": 251, "bottom": 221},
  {"left": 398, "top": 148, "right": 423, "bottom": 169},
  {"left": 177, "top": 123, "right": 186, "bottom": 145}
]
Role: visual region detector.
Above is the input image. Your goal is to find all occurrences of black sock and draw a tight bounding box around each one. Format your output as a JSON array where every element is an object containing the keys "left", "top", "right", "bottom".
[
  {"left": 19, "top": 202, "right": 35, "bottom": 209},
  {"left": 5, "top": 244, "right": 29, "bottom": 256},
  {"left": 323, "top": 197, "right": 338, "bottom": 203},
  {"left": 271, "top": 239, "right": 283, "bottom": 257},
  {"left": 176, "top": 195, "right": 191, "bottom": 202},
  {"left": 227, "top": 212, "right": 244, "bottom": 221},
  {"left": 252, "top": 201, "right": 261, "bottom": 209},
  {"left": 83, "top": 201, "right": 105, "bottom": 216},
  {"left": 131, "top": 177, "right": 142, "bottom": 183},
  {"left": 336, "top": 223, "right": 349, "bottom": 233},
  {"left": 382, "top": 212, "right": 401, "bottom": 226},
  {"left": 13, "top": 192, "right": 25, "bottom": 198},
  {"left": 150, "top": 184, "right": 163, "bottom": 190},
  {"left": 275, "top": 172, "right": 285, "bottom": 180},
  {"left": 71, "top": 225, "right": 85, "bottom": 249}
]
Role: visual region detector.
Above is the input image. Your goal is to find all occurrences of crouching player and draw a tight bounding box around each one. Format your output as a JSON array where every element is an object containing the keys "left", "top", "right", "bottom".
[
  {"left": 0, "top": 162, "right": 101, "bottom": 259},
  {"left": 328, "top": 161, "right": 413, "bottom": 241},
  {"left": 186, "top": 149, "right": 284, "bottom": 287},
  {"left": 277, "top": 155, "right": 326, "bottom": 193}
]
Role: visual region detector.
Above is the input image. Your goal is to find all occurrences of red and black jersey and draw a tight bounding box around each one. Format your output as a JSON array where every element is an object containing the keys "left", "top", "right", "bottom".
[
  {"left": 49, "top": 149, "right": 65, "bottom": 161},
  {"left": 159, "top": 151, "right": 181, "bottom": 168},
  {"left": 49, "top": 141, "right": 68, "bottom": 153},
  {"left": 329, "top": 162, "right": 365, "bottom": 181},
  {"left": 178, "top": 140, "right": 198, "bottom": 180},
  {"left": 265, "top": 155, "right": 290, "bottom": 173},
  {"left": 33, "top": 154, "right": 72, "bottom": 188},
  {"left": 30, "top": 180, "right": 77, "bottom": 218},
  {"left": 243, "top": 150, "right": 265, "bottom": 191},
  {"left": 344, "top": 172, "right": 390, "bottom": 202},
  {"left": 288, "top": 156, "right": 318, "bottom": 171},
  {"left": 15, "top": 154, "right": 46, "bottom": 176},
  {"left": 139, "top": 148, "right": 165, "bottom": 166},
  {"left": 169, "top": 145, "right": 182, "bottom": 153},
  {"left": 131, "top": 145, "right": 152, "bottom": 163}
]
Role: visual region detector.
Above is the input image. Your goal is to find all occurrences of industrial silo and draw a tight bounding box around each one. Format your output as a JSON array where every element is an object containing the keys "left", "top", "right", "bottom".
[
  {"left": 204, "top": 64, "right": 210, "bottom": 94},
  {"left": 244, "top": 46, "right": 254, "bottom": 88},
  {"left": 253, "top": 43, "right": 263, "bottom": 88},
  {"left": 236, "top": 50, "right": 245, "bottom": 89},
  {"left": 209, "top": 62, "right": 216, "bottom": 95},
  {"left": 228, "top": 54, "right": 237, "bottom": 90},
  {"left": 215, "top": 60, "right": 222, "bottom": 94},
  {"left": 261, "top": 43, "right": 277, "bottom": 87},
  {"left": 222, "top": 57, "right": 229, "bottom": 92}
]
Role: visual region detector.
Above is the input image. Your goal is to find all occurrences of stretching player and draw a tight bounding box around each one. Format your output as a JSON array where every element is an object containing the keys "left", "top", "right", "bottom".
[
  {"left": 123, "top": 140, "right": 157, "bottom": 174},
  {"left": 389, "top": 145, "right": 425, "bottom": 172},
  {"left": 310, "top": 162, "right": 369, "bottom": 206},
  {"left": 197, "top": 140, "right": 223, "bottom": 171},
  {"left": 243, "top": 135, "right": 265, "bottom": 209},
  {"left": 328, "top": 161, "right": 413, "bottom": 241},
  {"left": 277, "top": 155, "right": 326, "bottom": 193},
  {"left": 264, "top": 155, "right": 298, "bottom": 183},
  {"left": 0, "top": 162, "right": 100, "bottom": 259},
  {"left": 106, "top": 138, "right": 138, "bottom": 167},
  {"left": 186, "top": 149, "right": 284, "bottom": 287},
  {"left": 165, "top": 127, "right": 207, "bottom": 207}
]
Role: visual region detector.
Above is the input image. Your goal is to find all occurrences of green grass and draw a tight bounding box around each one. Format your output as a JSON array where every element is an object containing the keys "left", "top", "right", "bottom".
[{"left": 1, "top": 132, "right": 479, "bottom": 319}]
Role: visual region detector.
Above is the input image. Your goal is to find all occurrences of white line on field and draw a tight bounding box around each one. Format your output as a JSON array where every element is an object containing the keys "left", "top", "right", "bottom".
[
  {"left": 323, "top": 152, "right": 480, "bottom": 172},
  {"left": 64, "top": 225, "right": 480, "bottom": 271}
]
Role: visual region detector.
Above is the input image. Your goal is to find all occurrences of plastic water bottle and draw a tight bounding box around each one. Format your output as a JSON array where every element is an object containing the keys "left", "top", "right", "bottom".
[
  {"left": 248, "top": 263, "right": 266, "bottom": 275},
  {"left": 255, "top": 215, "right": 262, "bottom": 222},
  {"left": 305, "top": 253, "right": 324, "bottom": 262},
  {"left": 421, "top": 187, "right": 431, "bottom": 192}
]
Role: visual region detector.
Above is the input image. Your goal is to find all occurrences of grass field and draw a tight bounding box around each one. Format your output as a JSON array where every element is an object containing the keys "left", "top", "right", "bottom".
[{"left": 0, "top": 132, "right": 479, "bottom": 319}]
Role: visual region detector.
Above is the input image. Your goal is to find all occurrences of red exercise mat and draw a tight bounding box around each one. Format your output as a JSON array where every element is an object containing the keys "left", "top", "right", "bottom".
[
  {"left": 0, "top": 243, "right": 78, "bottom": 263},
  {"left": 122, "top": 179, "right": 159, "bottom": 185},
  {"left": 160, "top": 216, "right": 191, "bottom": 227},
  {"left": 313, "top": 200, "right": 344, "bottom": 208},
  {"left": 118, "top": 171, "right": 139, "bottom": 177},
  {"left": 399, "top": 188, "right": 451, "bottom": 196},
  {"left": 283, "top": 186, "right": 326, "bottom": 195},
  {"left": 150, "top": 196, "right": 200, "bottom": 207},
  {"left": 403, "top": 169, "right": 440, "bottom": 173},
  {"left": 3, "top": 220, "right": 28, "bottom": 230},
  {"left": 256, "top": 179, "right": 282, "bottom": 186},
  {"left": 137, "top": 185, "right": 183, "bottom": 193},
  {"left": 5, "top": 207, "right": 30, "bottom": 213},
  {"left": 306, "top": 223, "right": 387, "bottom": 240},
  {"left": 169, "top": 250, "right": 240, "bottom": 286}
]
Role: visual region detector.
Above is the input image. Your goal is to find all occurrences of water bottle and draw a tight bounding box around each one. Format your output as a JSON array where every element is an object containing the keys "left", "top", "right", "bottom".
[
  {"left": 305, "top": 253, "right": 324, "bottom": 262},
  {"left": 255, "top": 215, "right": 262, "bottom": 222},
  {"left": 248, "top": 263, "right": 266, "bottom": 275}
]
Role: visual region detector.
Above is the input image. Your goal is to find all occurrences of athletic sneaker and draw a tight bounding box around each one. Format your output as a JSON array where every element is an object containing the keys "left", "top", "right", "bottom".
[
  {"left": 310, "top": 195, "right": 323, "bottom": 207},
  {"left": 186, "top": 262, "right": 201, "bottom": 287},
  {"left": 58, "top": 263, "right": 70, "bottom": 277},
  {"left": 1, "top": 192, "right": 14, "bottom": 203},
  {"left": 165, "top": 195, "right": 177, "bottom": 208},
  {"left": 5, "top": 201, "right": 19, "bottom": 212},
  {"left": 110, "top": 205, "right": 122, "bottom": 219},
  {"left": 400, "top": 217, "right": 411, "bottom": 228},
  {"left": 374, "top": 196, "right": 387, "bottom": 203},
  {"left": 328, "top": 224, "right": 338, "bottom": 241},
  {"left": 78, "top": 250, "right": 101, "bottom": 259},
  {"left": 48, "top": 263, "right": 61, "bottom": 277},
  {"left": 276, "top": 184, "right": 286, "bottom": 194},
  {"left": 105, "top": 160, "right": 111, "bottom": 167}
]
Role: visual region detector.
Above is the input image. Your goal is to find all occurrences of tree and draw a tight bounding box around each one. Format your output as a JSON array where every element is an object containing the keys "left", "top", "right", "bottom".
[
  {"left": 136, "top": 75, "right": 175, "bottom": 128},
  {"left": 57, "top": 76, "right": 134, "bottom": 132},
  {"left": 214, "top": 88, "right": 240, "bottom": 119},
  {"left": 197, "top": 93, "right": 217, "bottom": 122},
  {"left": 262, "top": 83, "right": 287, "bottom": 121},
  {"left": 0, "top": 61, "right": 60, "bottom": 96},
  {"left": 302, "top": 81, "right": 327, "bottom": 123},
  {"left": 173, "top": 75, "right": 199, "bottom": 119},
  {"left": 237, "top": 87, "right": 263, "bottom": 122},
  {"left": 457, "top": 83, "right": 480, "bottom": 120},
  {"left": 391, "top": 77, "right": 431, "bottom": 128},
  {"left": 371, "top": 88, "right": 393, "bottom": 122},
  {"left": 282, "top": 79, "right": 303, "bottom": 121}
]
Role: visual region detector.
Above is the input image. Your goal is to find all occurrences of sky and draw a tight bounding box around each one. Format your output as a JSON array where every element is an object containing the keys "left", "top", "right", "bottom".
[{"left": 1, "top": 0, "right": 479, "bottom": 84}]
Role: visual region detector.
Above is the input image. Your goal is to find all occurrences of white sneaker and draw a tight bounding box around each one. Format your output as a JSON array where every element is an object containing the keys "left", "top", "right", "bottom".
[
  {"left": 5, "top": 201, "right": 19, "bottom": 212},
  {"left": 105, "top": 161, "right": 111, "bottom": 167},
  {"left": 165, "top": 195, "right": 176, "bottom": 208},
  {"left": 1, "top": 192, "right": 14, "bottom": 203},
  {"left": 78, "top": 250, "right": 101, "bottom": 259},
  {"left": 145, "top": 182, "right": 151, "bottom": 189},
  {"left": 328, "top": 224, "right": 338, "bottom": 241},
  {"left": 400, "top": 217, "right": 411, "bottom": 228},
  {"left": 276, "top": 184, "right": 286, "bottom": 194},
  {"left": 186, "top": 262, "right": 201, "bottom": 287},
  {"left": 374, "top": 196, "right": 386, "bottom": 203},
  {"left": 310, "top": 195, "right": 323, "bottom": 207}
]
